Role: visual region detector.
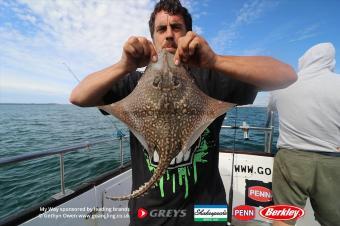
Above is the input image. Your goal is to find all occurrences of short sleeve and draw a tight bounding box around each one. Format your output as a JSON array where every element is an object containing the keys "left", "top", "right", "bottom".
[
  {"left": 100, "top": 71, "right": 142, "bottom": 115},
  {"left": 102, "top": 71, "right": 143, "bottom": 104},
  {"left": 189, "top": 67, "right": 258, "bottom": 105}
]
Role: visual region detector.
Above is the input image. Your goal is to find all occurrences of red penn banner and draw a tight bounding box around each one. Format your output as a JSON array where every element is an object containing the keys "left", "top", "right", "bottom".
[
  {"left": 248, "top": 186, "right": 272, "bottom": 202},
  {"left": 233, "top": 205, "right": 256, "bottom": 221},
  {"left": 259, "top": 205, "right": 305, "bottom": 221}
]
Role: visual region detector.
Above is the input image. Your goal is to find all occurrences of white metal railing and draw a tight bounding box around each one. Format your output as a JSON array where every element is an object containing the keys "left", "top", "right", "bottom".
[
  {"left": 0, "top": 136, "right": 129, "bottom": 199},
  {"left": 0, "top": 109, "right": 275, "bottom": 198},
  {"left": 221, "top": 110, "right": 275, "bottom": 153}
]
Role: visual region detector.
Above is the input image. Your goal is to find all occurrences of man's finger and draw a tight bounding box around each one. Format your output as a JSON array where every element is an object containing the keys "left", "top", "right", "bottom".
[
  {"left": 125, "top": 44, "right": 140, "bottom": 58},
  {"left": 134, "top": 42, "right": 144, "bottom": 57},
  {"left": 128, "top": 36, "right": 144, "bottom": 57},
  {"left": 138, "top": 37, "right": 150, "bottom": 60},
  {"left": 148, "top": 41, "right": 158, "bottom": 62},
  {"left": 180, "top": 31, "right": 196, "bottom": 52},
  {"left": 178, "top": 31, "right": 196, "bottom": 59},
  {"left": 176, "top": 32, "right": 196, "bottom": 64},
  {"left": 174, "top": 47, "right": 183, "bottom": 65},
  {"left": 188, "top": 37, "right": 200, "bottom": 56}
]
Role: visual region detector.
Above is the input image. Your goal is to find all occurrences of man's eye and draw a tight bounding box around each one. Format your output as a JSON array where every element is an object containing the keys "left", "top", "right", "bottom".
[
  {"left": 157, "top": 27, "right": 166, "bottom": 32},
  {"left": 172, "top": 24, "right": 183, "bottom": 31}
]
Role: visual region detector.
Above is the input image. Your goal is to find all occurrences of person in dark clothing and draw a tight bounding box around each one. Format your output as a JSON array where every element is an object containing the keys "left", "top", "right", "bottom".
[{"left": 70, "top": 1, "right": 297, "bottom": 225}]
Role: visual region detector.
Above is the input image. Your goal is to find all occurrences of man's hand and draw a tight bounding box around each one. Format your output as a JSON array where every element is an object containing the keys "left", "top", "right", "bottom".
[
  {"left": 119, "top": 36, "right": 158, "bottom": 73},
  {"left": 174, "top": 31, "right": 216, "bottom": 68}
]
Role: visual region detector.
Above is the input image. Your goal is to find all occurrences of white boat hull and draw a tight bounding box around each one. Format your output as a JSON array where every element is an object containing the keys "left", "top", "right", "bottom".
[{"left": 21, "top": 152, "right": 320, "bottom": 226}]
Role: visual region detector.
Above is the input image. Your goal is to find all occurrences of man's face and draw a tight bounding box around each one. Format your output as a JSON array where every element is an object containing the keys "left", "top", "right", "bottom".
[{"left": 153, "top": 10, "right": 187, "bottom": 54}]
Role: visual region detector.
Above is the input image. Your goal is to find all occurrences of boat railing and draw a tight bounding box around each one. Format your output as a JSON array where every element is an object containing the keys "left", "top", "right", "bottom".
[
  {"left": 0, "top": 136, "right": 129, "bottom": 199},
  {"left": 0, "top": 108, "right": 275, "bottom": 200},
  {"left": 221, "top": 109, "right": 275, "bottom": 153}
]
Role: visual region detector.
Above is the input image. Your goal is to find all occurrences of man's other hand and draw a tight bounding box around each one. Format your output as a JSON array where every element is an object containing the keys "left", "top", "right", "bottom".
[
  {"left": 119, "top": 36, "right": 158, "bottom": 72},
  {"left": 174, "top": 31, "right": 216, "bottom": 69}
]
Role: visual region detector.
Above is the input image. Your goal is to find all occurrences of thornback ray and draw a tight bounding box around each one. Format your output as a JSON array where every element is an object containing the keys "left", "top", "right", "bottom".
[{"left": 98, "top": 49, "right": 235, "bottom": 200}]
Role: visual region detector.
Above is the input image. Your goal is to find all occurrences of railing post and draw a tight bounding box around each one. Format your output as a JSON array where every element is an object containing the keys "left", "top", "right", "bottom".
[
  {"left": 120, "top": 137, "right": 124, "bottom": 168},
  {"left": 59, "top": 153, "right": 65, "bottom": 195},
  {"left": 268, "top": 125, "right": 274, "bottom": 153},
  {"left": 264, "top": 110, "right": 274, "bottom": 153}
]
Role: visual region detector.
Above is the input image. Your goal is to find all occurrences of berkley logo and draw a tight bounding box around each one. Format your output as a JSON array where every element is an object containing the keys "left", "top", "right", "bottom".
[
  {"left": 137, "top": 208, "right": 148, "bottom": 219},
  {"left": 233, "top": 205, "right": 255, "bottom": 221},
  {"left": 259, "top": 205, "right": 305, "bottom": 221},
  {"left": 248, "top": 186, "right": 272, "bottom": 202}
]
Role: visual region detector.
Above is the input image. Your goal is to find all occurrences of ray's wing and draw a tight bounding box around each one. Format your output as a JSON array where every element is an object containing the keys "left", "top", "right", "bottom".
[
  {"left": 180, "top": 99, "right": 235, "bottom": 154},
  {"left": 98, "top": 100, "right": 150, "bottom": 153}
]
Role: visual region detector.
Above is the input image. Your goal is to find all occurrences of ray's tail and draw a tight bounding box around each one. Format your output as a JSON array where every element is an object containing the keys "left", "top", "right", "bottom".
[{"left": 106, "top": 154, "right": 171, "bottom": 201}]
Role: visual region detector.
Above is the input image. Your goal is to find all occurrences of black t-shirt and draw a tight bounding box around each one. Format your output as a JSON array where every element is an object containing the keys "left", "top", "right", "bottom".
[{"left": 102, "top": 67, "right": 257, "bottom": 225}]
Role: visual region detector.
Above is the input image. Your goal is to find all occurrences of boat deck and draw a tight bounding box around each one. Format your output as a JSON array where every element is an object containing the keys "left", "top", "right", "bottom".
[{"left": 18, "top": 151, "right": 319, "bottom": 226}]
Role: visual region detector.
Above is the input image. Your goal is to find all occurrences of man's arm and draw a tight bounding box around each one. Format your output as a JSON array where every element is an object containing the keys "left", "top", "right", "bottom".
[
  {"left": 211, "top": 55, "right": 296, "bottom": 91},
  {"left": 174, "top": 32, "right": 297, "bottom": 91},
  {"left": 69, "top": 36, "right": 157, "bottom": 107},
  {"left": 69, "top": 63, "right": 128, "bottom": 107}
]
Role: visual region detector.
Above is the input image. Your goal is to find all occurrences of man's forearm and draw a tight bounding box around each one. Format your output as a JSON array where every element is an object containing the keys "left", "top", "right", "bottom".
[
  {"left": 211, "top": 55, "right": 297, "bottom": 91},
  {"left": 69, "top": 63, "right": 128, "bottom": 107}
]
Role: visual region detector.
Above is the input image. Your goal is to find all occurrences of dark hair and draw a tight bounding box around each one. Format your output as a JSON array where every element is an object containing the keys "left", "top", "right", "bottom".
[{"left": 149, "top": 0, "right": 192, "bottom": 38}]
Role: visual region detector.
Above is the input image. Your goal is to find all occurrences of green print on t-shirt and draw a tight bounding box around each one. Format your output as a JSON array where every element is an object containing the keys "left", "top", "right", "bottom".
[{"left": 144, "top": 129, "right": 210, "bottom": 199}]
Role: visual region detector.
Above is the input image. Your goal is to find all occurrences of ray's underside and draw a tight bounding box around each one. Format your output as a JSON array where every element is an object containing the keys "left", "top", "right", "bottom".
[{"left": 99, "top": 50, "right": 235, "bottom": 200}]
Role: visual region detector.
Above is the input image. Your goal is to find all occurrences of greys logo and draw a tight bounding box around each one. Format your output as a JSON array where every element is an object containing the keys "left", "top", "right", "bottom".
[
  {"left": 150, "top": 209, "right": 187, "bottom": 218},
  {"left": 138, "top": 208, "right": 187, "bottom": 218}
]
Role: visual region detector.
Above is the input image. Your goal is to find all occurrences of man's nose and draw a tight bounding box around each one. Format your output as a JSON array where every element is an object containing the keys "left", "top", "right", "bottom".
[{"left": 165, "top": 27, "right": 174, "bottom": 40}]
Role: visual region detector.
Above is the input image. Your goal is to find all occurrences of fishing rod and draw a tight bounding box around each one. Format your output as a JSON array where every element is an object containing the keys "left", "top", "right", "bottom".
[
  {"left": 227, "top": 105, "right": 238, "bottom": 226},
  {"left": 62, "top": 62, "right": 80, "bottom": 82},
  {"left": 62, "top": 62, "right": 126, "bottom": 138}
]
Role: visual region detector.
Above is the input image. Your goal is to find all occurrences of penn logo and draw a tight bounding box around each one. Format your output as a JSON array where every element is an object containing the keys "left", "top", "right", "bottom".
[
  {"left": 233, "top": 205, "right": 255, "bottom": 221},
  {"left": 248, "top": 186, "right": 272, "bottom": 202},
  {"left": 137, "top": 208, "right": 148, "bottom": 219},
  {"left": 259, "top": 205, "right": 305, "bottom": 221}
]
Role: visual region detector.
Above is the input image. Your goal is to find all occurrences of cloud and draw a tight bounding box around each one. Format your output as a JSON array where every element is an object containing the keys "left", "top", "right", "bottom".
[
  {"left": 1, "top": 76, "right": 70, "bottom": 96},
  {"left": 181, "top": 0, "right": 207, "bottom": 35},
  {"left": 181, "top": 0, "right": 209, "bottom": 20},
  {"left": 0, "top": 0, "right": 155, "bottom": 103},
  {"left": 1, "top": 0, "right": 207, "bottom": 103},
  {"left": 289, "top": 23, "right": 321, "bottom": 43},
  {"left": 18, "top": 0, "right": 153, "bottom": 64},
  {"left": 193, "top": 25, "right": 203, "bottom": 35},
  {"left": 211, "top": 0, "right": 278, "bottom": 53}
]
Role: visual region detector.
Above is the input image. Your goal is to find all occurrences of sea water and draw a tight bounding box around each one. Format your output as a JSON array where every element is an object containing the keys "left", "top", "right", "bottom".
[{"left": 0, "top": 104, "right": 278, "bottom": 220}]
